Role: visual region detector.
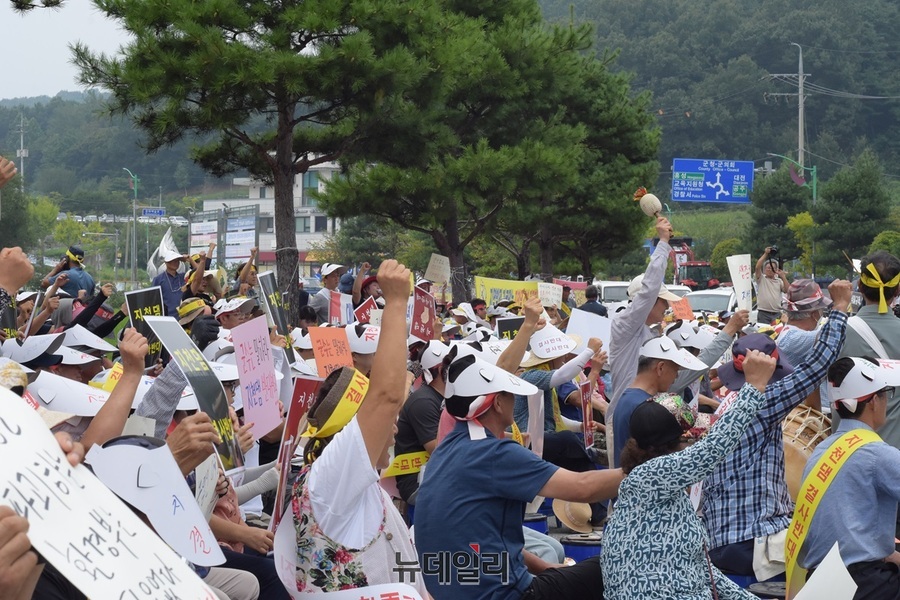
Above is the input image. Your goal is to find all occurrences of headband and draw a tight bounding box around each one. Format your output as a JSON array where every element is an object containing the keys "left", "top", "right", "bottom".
[
  {"left": 66, "top": 249, "right": 83, "bottom": 264},
  {"left": 303, "top": 368, "right": 370, "bottom": 439},
  {"left": 859, "top": 263, "right": 900, "bottom": 314},
  {"left": 177, "top": 298, "right": 207, "bottom": 318}
]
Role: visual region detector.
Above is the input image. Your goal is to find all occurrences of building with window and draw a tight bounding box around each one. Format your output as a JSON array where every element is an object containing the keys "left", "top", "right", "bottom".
[{"left": 198, "top": 161, "right": 340, "bottom": 276}]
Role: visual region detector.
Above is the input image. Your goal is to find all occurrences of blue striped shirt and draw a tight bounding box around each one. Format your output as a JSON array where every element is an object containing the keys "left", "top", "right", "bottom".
[{"left": 701, "top": 311, "right": 848, "bottom": 549}]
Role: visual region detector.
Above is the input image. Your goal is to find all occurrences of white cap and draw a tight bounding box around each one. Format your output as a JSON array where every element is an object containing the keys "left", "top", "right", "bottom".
[
  {"left": 639, "top": 336, "right": 707, "bottom": 370},
  {"left": 627, "top": 274, "right": 681, "bottom": 302},
  {"left": 320, "top": 263, "right": 344, "bottom": 277},
  {"left": 345, "top": 323, "right": 380, "bottom": 354},
  {"left": 830, "top": 357, "right": 900, "bottom": 411},
  {"left": 416, "top": 277, "right": 432, "bottom": 287},
  {"left": 215, "top": 297, "right": 255, "bottom": 317},
  {"left": 161, "top": 249, "right": 183, "bottom": 263},
  {"left": 208, "top": 361, "right": 239, "bottom": 382},
  {"left": 202, "top": 338, "right": 234, "bottom": 362},
  {"left": 420, "top": 341, "right": 452, "bottom": 371}
]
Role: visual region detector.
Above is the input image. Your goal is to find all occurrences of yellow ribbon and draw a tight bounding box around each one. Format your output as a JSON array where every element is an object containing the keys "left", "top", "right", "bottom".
[
  {"left": 785, "top": 428, "right": 881, "bottom": 598},
  {"left": 511, "top": 422, "right": 525, "bottom": 446},
  {"left": 303, "top": 369, "right": 369, "bottom": 439},
  {"left": 66, "top": 249, "right": 83, "bottom": 264},
  {"left": 859, "top": 263, "right": 900, "bottom": 313},
  {"left": 177, "top": 298, "right": 207, "bottom": 319}
]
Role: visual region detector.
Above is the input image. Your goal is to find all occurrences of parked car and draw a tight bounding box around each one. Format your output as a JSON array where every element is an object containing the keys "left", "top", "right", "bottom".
[
  {"left": 299, "top": 276, "right": 322, "bottom": 296},
  {"left": 169, "top": 216, "right": 189, "bottom": 227},
  {"left": 84, "top": 215, "right": 99, "bottom": 223},
  {"left": 684, "top": 288, "right": 737, "bottom": 314},
  {"left": 72, "top": 215, "right": 83, "bottom": 222},
  {"left": 666, "top": 284, "right": 692, "bottom": 298},
  {"left": 56, "top": 212, "right": 67, "bottom": 221}
]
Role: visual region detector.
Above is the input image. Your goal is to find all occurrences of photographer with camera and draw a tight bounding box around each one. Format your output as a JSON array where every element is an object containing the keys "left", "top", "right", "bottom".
[{"left": 755, "top": 246, "right": 789, "bottom": 325}]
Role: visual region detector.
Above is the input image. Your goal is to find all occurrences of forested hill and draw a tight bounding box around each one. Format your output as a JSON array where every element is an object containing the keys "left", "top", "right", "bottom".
[
  {"left": 0, "top": 91, "right": 227, "bottom": 214},
  {"left": 539, "top": 0, "right": 900, "bottom": 183}
]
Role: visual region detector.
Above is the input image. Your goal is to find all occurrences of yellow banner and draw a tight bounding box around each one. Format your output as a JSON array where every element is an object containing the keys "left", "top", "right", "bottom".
[
  {"left": 473, "top": 277, "right": 538, "bottom": 307},
  {"left": 382, "top": 450, "right": 429, "bottom": 478},
  {"left": 785, "top": 428, "right": 881, "bottom": 598}
]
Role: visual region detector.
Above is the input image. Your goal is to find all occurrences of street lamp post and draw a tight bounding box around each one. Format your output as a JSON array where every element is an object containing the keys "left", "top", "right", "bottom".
[
  {"left": 766, "top": 152, "right": 818, "bottom": 278},
  {"left": 123, "top": 168, "right": 139, "bottom": 289}
]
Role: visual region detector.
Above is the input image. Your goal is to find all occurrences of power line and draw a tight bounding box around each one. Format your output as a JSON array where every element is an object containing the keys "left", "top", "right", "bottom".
[
  {"left": 769, "top": 74, "right": 900, "bottom": 100},
  {"left": 803, "top": 150, "right": 900, "bottom": 180},
  {"left": 802, "top": 44, "right": 900, "bottom": 55}
]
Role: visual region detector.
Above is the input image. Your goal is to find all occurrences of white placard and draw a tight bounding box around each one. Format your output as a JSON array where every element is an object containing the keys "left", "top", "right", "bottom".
[
  {"left": 194, "top": 454, "right": 220, "bottom": 520},
  {"left": 795, "top": 543, "right": 857, "bottom": 600},
  {"left": 369, "top": 309, "right": 384, "bottom": 327},
  {"left": 537, "top": 282, "right": 563, "bottom": 308},
  {"left": 565, "top": 309, "right": 612, "bottom": 353},
  {"left": 0, "top": 388, "right": 216, "bottom": 598},
  {"left": 726, "top": 254, "right": 753, "bottom": 311},
  {"left": 424, "top": 253, "right": 451, "bottom": 284},
  {"left": 121, "top": 414, "right": 155, "bottom": 437},
  {"left": 87, "top": 443, "right": 225, "bottom": 567}
]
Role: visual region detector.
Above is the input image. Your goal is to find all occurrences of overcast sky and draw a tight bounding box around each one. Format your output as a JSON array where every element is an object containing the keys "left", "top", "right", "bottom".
[{"left": 0, "top": 2, "right": 131, "bottom": 100}]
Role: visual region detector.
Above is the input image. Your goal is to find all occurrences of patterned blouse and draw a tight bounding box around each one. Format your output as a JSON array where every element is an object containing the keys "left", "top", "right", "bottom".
[{"left": 601, "top": 384, "right": 765, "bottom": 599}]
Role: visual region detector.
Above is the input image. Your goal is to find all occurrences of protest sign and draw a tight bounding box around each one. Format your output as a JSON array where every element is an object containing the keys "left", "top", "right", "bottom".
[
  {"left": 579, "top": 378, "right": 594, "bottom": 449},
  {"left": 566, "top": 309, "right": 612, "bottom": 352},
  {"left": 368, "top": 309, "right": 383, "bottom": 327},
  {"left": 726, "top": 254, "right": 753, "bottom": 311},
  {"left": 231, "top": 316, "right": 283, "bottom": 439},
  {"left": 496, "top": 316, "right": 525, "bottom": 341},
  {"left": 308, "top": 326, "right": 354, "bottom": 377},
  {"left": 29, "top": 370, "right": 110, "bottom": 416},
  {"left": 270, "top": 375, "right": 323, "bottom": 532},
  {"left": 327, "top": 289, "right": 354, "bottom": 325},
  {"left": 410, "top": 286, "right": 436, "bottom": 343},
  {"left": 257, "top": 271, "right": 296, "bottom": 364},
  {"left": 194, "top": 454, "right": 220, "bottom": 520},
  {"left": 354, "top": 296, "right": 378, "bottom": 324},
  {"left": 554, "top": 278, "right": 586, "bottom": 305},
  {"left": 0, "top": 388, "right": 216, "bottom": 599},
  {"left": 144, "top": 316, "right": 244, "bottom": 472},
  {"left": 793, "top": 543, "right": 856, "bottom": 600},
  {"left": 537, "top": 282, "right": 563, "bottom": 308},
  {"left": 125, "top": 286, "right": 165, "bottom": 367},
  {"left": 670, "top": 297, "right": 696, "bottom": 321},
  {"left": 424, "top": 253, "right": 451, "bottom": 284},
  {"left": 473, "top": 276, "right": 538, "bottom": 307}
]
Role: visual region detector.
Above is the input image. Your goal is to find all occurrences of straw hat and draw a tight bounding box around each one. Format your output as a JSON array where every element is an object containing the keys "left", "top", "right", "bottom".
[{"left": 552, "top": 499, "right": 593, "bottom": 534}]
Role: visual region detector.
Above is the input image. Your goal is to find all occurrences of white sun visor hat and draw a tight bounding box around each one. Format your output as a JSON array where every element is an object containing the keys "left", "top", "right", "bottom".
[
  {"left": 62, "top": 324, "right": 118, "bottom": 353},
  {"left": 444, "top": 353, "right": 538, "bottom": 401},
  {"left": 320, "top": 263, "right": 344, "bottom": 277},
  {"left": 1, "top": 333, "right": 64, "bottom": 364},
  {"left": 290, "top": 327, "right": 312, "bottom": 350},
  {"left": 830, "top": 358, "right": 900, "bottom": 411},
  {"left": 640, "top": 336, "right": 708, "bottom": 371},
  {"left": 345, "top": 324, "right": 380, "bottom": 355},
  {"left": 627, "top": 274, "right": 681, "bottom": 302},
  {"left": 15, "top": 291, "right": 38, "bottom": 304},
  {"left": 161, "top": 249, "right": 184, "bottom": 263},
  {"left": 55, "top": 346, "right": 102, "bottom": 366},
  {"left": 420, "top": 341, "right": 452, "bottom": 372},
  {"left": 665, "top": 321, "right": 716, "bottom": 351},
  {"left": 215, "top": 297, "right": 255, "bottom": 317}
]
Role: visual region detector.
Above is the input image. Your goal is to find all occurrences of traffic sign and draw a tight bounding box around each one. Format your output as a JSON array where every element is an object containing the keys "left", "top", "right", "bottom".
[
  {"left": 142, "top": 208, "right": 167, "bottom": 217},
  {"left": 671, "top": 158, "right": 755, "bottom": 203}
]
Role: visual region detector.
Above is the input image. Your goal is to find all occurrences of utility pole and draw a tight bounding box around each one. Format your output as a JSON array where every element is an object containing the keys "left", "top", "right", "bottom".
[
  {"left": 16, "top": 114, "right": 28, "bottom": 193},
  {"left": 765, "top": 43, "right": 807, "bottom": 167},
  {"left": 124, "top": 168, "right": 139, "bottom": 289}
]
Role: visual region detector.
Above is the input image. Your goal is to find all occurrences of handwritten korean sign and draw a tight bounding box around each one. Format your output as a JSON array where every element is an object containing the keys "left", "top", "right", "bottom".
[
  {"left": 231, "top": 316, "right": 282, "bottom": 438},
  {"left": 308, "top": 327, "right": 354, "bottom": 378},
  {"left": 410, "top": 286, "right": 436, "bottom": 343},
  {"left": 726, "top": 254, "right": 753, "bottom": 312}
]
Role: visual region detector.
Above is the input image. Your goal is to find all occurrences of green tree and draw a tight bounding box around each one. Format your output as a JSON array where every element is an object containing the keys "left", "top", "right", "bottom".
[
  {"left": 743, "top": 165, "right": 810, "bottom": 261},
  {"left": 869, "top": 231, "right": 900, "bottom": 258},
  {"left": 710, "top": 237, "right": 742, "bottom": 283},
  {"left": 785, "top": 211, "right": 815, "bottom": 276},
  {"left": 0, "top": 178, "right": 34, "bottom": 249},
  {"left": 26, "top": 195, "right": 61, "bottom": 265},
  {"left": 812, "top": 149, "right": 891, "bottom": 274},
  {"left": 73, "top": 0, "right": 451, "bottom": 322}
]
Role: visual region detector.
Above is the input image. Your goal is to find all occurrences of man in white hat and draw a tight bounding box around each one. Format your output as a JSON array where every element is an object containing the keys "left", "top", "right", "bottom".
[
  {"left": 308, "top": 262, "right": 345, "bottom": 324},
  {"left": 607, "top": 217, "right": 677, "bottom": 429},
  {"left": 611, "top": 336, "right": 707, "bottom": 467},
  {"left": 795, "top": 357, "right": 900, "bottom": 599},
  {"left": 215, "top": 297, "right": 255, "bottom": 331},
  {"left": 415, "top": 342, "right": 623, "bottom": 598},
  {"left": 151, "top": 248, "right": 186, "bottom": 317}
]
